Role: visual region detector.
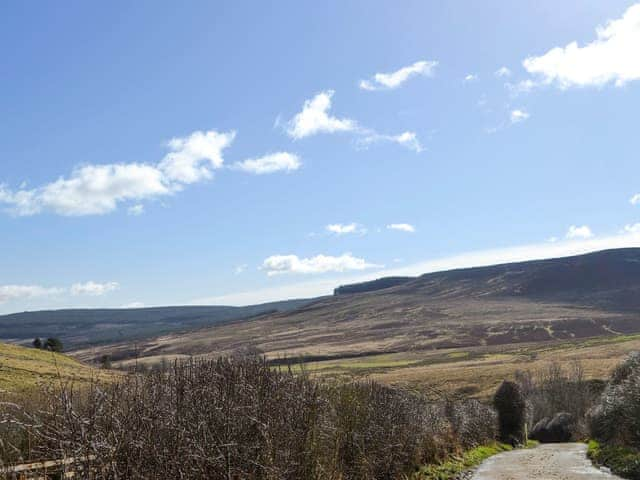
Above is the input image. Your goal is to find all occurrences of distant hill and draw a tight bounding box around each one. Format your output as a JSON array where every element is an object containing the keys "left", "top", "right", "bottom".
[
  {"left": 78, "top": 248, "right": 640, "bottom": 366},
  {"left": 337, "top": 247, "right": 640, "bottom": 310},
  {"left": 334, "top": 276, "right": 413, "bottom": 295},
  {"left": 0, "top": 298, "right": 316, "bottom": 349}
]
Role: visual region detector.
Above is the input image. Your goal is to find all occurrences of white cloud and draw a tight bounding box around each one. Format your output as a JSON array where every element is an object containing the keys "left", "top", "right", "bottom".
[
  {"left": 262, "top": 253, "right": 380, "bottom": 276},
  {"left": 233, "top": 152, "right": 301, "bottom": 174},
  {"left": 357, "top": 131, "right": 423, "bottom": 153},
  {"left": 159, "top": 130, "right": 235, "bottom": 184},
  {"left": 464, "top": 74, "right": 478, "bottom": 82},
  {"left": 566, "top": 225, "right": 594, "bottom": 239},
  {"left": 196, "top": 230, "right": 640, "bottom": 306},
  {"left": 359, "top": 60, "right": 438, "bottom": 91},
  {"left": 0, "top": 129, "right": 236, "bottom": 217},
  {"left": 630, "top": 193, "right": 640, "bottom": 205},
  {"left": 286, "top": 90, "right": 423, "bottom": 152},
  {"left": 624, "top": 223, "right": 640, "bottom": 233},
  {"left": 234, "top": 264, "right": 248, "bottom": 275},
  {"left": 523, "top": 3, "right": 640, "bottom": 88},
  {"left": 70, "top": 281, "right": 119, "bottom": 296},
  {"left": 387, "top": 223, "right": 416, "bottom": 233},
  {"left": 326, "top": 223, "right": 366, "bottom": 235},
  {"left": 0, "top": 285, "right": 63, "bottom": 304},
  {"left": 495, "top": 66, "right": 512, "bottom": 78},
  {"left": 510, "top": 109, "right": 530, "bottom": 123},
  {"left": 286, "top": 90, "right": 356, "bottom": 139},
  {"left": 506, "top": 79, "right": 538, "bottom": 96},
  {"left": 127, "top": 204, "right": 145, "bottom": 216},
  {"left": 0, "top": 164, "right": 170, "bottom": 216}
]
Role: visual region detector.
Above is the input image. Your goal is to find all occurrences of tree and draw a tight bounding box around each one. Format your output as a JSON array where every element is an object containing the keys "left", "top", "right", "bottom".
[
  {"left": 100, "top": 354, "right": 112, "bottom": 370},
  {"left": 44, "top": 337, "right": 64, "bottom": 353},
  {"left": 493, "top": 380, "right": 526, "bottom": 445},
  {"left": 32, "top": 337, "right": 42, "bottom": 349}
]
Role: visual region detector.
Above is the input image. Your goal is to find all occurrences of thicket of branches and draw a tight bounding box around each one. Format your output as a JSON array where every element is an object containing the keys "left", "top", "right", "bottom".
[
  {"left": 514, "top": 361, "right": 603, "bottom": 438},
  {"left": 1, "top": 357, "right": 497, "bottom": 479},
  {"left": 589, "top": 352, "right": 640, "bottom": 448}
]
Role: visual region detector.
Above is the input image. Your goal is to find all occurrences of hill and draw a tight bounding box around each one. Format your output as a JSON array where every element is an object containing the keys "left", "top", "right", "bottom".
[
  {"left": 71, "top": 248, "right": 640, "bottom": 395},
  {"left": 0, "top": 341, "right": 114, "bottom": 393},
  {"left": 0, "top": 298, "right": 316, "bottom": 349}
]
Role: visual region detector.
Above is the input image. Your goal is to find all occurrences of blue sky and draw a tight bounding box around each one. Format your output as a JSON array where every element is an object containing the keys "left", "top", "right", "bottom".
[{"left": 2, "top": 0, "right": 640, "bottom": 313}]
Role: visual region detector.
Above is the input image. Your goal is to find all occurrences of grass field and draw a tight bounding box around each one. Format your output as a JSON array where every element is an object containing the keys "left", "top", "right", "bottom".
[
  {"left": 272, "top": 333, "right": 640, "bottom": 398},
  {"left": 0, "top": 342, "right": 116, "bottom": 393}
]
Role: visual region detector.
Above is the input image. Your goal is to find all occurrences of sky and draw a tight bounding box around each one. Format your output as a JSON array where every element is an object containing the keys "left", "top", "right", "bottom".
[{"left": 2, "top": 0, "right": 640, "bottom": 313}]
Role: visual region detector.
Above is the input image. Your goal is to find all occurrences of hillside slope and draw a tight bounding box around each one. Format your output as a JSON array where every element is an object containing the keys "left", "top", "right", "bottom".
[
  {"left": 0, "top": 342, "right": 114, "bottom": 393},
  {"left": 0, "top": 298, "right": 316, "bottom": 349},
  {"left": 75, "top": 248, "right": 640, "bottom": 366}
]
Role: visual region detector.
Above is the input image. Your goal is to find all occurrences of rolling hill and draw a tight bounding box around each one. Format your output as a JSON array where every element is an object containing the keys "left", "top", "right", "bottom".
[
  {"left": 70, "top": 248, "right": 640, "bottom": 395},
  {"left": 0, "top": 341, "right": 115, "bottom": 393},
  {"left": 0, "top": 298, "right": 317, "bottom": 349}
]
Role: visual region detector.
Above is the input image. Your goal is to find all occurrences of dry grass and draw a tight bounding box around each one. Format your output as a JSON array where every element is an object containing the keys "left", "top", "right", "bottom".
[{"left": 0, "top": 342, "right": 117, "bottom": 393}]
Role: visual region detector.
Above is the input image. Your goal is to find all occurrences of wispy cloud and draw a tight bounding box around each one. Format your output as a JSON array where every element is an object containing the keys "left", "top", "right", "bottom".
[
  {"left": 233, "top": 152, "right": 301, "bottom": 174},
  {"left": 510, "top": 109, "right": 530, "bottom": 123},
  {"left": 286, "top": 90, "right": 357, "bottom": 139},
  {"left": 495, "top": 66, "right": 512, "bottom": 78},
  {"left": 522, "top": 3, "right": 640, "bottom": 88},
  {"left": 262, "top": 253, "right": 380, "bottom": 276},
  {"left": 566, "top": 225, "right": 594, "bottom": 239},
  {"left": 387, "top": 223, "right": 416, "bottom": 233},
  {"left": 357, "top": 131, "right": 423, "bottom": 153},
  {"left": 0, "top": 280, "right": 119, "bottom": 304},
  {"left": 286, "top": 90, "right": 423, "bottom": 152},
  {"left": 127, "top": 204, "right": 145, "bottom": 216},
  {"left": 70, "top": 281, "right": 120, "bottom": 296},
  {"left": 630, "top": 193, "right": 640, "bottom": 205},
  {"left": 326, "top": 223, "right": 366, "bottom": 235},
  {"left": 359, "top": 60, "right": 438, "bottom": 91},
  {"left": 464, "top": 73, "right": 478, "bottom": 82},
  {"left": 0, "top": 129, "right": 235, "bottom": 217},
  {"left": 0, "top": 285, "right": 64, "bottom": 304}
]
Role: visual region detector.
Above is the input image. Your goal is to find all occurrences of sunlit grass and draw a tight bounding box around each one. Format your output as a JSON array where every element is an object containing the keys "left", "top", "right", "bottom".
[{"left": 0, "top": 342, "right": 115, "bottom": 392}]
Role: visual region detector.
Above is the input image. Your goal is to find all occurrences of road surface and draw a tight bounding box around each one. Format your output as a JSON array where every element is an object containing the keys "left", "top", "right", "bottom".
[{"left": 471, "top": 443, "right": 621, "bottom": 479}]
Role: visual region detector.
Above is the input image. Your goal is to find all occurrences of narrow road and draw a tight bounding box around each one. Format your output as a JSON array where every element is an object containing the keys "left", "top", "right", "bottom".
[{"left": 471, "top": 443, "right": 621, "bottom": 479}]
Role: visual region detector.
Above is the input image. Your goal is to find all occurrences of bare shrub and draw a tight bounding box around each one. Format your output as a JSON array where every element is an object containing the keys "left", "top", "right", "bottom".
[
  {"left": 515, "top": 361, "right": 601, "bottom": 439},
  {"left": 4, "top": 357, "right": 499, "bottom": 479},
  {"left": 589, "top": 352, "right": 640, "bottom": 448}
]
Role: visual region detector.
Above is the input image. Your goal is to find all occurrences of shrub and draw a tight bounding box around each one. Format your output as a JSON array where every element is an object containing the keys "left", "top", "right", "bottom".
[
  {"left": 589, "top": 352, "right": 640, "bottom": 449},
  {"left": 4, "top": 357, "right": 499, "bottom": 479},
  {"left": 493, "top": 380, "right": 526, "bottom": 445}
]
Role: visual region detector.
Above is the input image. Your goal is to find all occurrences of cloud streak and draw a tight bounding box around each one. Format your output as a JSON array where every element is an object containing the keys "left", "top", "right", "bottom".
[
  {"left": 359, "top": 60, "right": 438, "bottom": 91},
  {"left": 387, "top": 223, "right": 416, "bottom": 233},
  {"left": 286, "top": 90, "right": 423, "bottom": 152},
  {"left": 262, "top": 253, "right": 380, "bottom": 276},
  {"left": 232, "top": 152, "right": 301, "bottom": 175},
  {"left": 326, "top": 223, "right": 366, "bottom": 235},
  {"left": 70, "top": 281, "right": 120, "bottom": 296}
]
